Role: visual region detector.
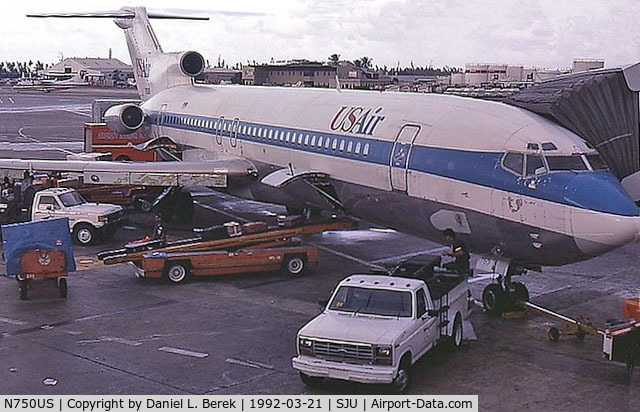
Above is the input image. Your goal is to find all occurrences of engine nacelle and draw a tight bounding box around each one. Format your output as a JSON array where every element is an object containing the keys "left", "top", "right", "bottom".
[
  {"left": 179, "top": 51, "right": 205, "bottom": 77},
  {"left": 103, "top": 103, "right": 145, "bottom": 134}
]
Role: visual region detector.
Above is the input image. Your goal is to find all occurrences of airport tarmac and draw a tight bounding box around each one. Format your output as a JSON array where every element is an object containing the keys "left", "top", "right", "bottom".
[{"left": 0, "top": 89, "right": 639, "bottom": 410}]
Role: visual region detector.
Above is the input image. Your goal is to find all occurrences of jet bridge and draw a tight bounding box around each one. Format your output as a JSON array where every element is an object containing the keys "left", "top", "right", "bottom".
[{"left": 505, "top": 63, "right": 640, "bottom": 200}]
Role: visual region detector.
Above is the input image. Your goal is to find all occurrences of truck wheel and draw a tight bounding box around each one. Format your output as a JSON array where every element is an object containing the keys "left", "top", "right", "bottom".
[
  {"left": 74, "top": 224, "right": 96, "bottom": 246},
  {"left": 482, "top": 284, "right": 504, "bottom": 316},
  {"left": 449, "top": 313, "right": 463, "bottom": 350},
  {"left": 164, "top": 262, "right": 190, "bottom": 284},
  {"left": 299, "top": 372, "right": 322, "bottom": 387},
  {"left": 392, "top": 356, "right": 411, "bottom": 394},
  {"left": 283, "top": 255, "right": 306, "bottom": 276},
  {"left": 58, "top": 278, "right": 68, "bottom": 298}
]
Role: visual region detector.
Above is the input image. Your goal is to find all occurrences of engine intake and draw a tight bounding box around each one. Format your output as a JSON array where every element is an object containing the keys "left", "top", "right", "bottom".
[
  {"left": 103, "top": 103, "right": 145, "bottom": 134},
  {"left": 180, "top": 51, "right": 205, "bottom": 77}
]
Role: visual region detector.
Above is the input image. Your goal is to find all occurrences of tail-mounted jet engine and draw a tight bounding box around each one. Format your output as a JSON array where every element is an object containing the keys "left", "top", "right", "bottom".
[
  {"left": 103, "top": 103, "right": 145, "bottom": 134},
  {"left": 179, "top": 51, "right": 205, "bottom": 77}
]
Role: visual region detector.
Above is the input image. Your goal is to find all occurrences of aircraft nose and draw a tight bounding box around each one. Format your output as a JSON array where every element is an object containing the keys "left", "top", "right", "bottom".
[{"left": 567, "top": 173, "right": 640, "bottom": 256}]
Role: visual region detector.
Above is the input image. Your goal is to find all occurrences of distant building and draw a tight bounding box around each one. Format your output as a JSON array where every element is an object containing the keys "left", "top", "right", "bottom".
[
  {"left": 242, "top": 62, "right": 336, "bottom": 88},
  {"left": 450, "top": 62, "right": 578, "bottom": 87},
  {"left": 45, "top": 57, "right": 132, "bottom": 86},
  {"left": 198, "top": 68, "right": 242, "bottom": 84},
  {"left": 335, "top": 62, "right": 392, "bottom": 90},
  {"left": 572, "top": 58, "right": 605, "bottom": 73},
  {"left": 241, "top": 61, "right": 392, "bottom": 90}
]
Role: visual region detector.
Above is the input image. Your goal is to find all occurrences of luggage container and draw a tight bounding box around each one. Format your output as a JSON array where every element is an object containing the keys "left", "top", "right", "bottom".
[{"left": 2, "top": 218, "right": 76, "bottom": 300}]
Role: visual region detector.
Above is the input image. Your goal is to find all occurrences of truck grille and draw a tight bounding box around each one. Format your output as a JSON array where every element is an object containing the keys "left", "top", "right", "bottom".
[{"left": 312, "top": 340, "right": 374, "bottom": 364}]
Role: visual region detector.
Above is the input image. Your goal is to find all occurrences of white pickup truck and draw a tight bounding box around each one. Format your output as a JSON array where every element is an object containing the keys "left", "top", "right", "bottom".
[
  {"left": 31, "top": 188, "right": 125, "bottom": 245},
  {"left": 292, "top": 272, "right": 471, "bottom": 393}
]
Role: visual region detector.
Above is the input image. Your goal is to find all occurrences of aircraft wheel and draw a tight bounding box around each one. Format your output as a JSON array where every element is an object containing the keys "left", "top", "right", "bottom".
[
  {"left": 512, "top": 282, "right": 529, "bottom": 302},
  {"left": 482, "top": 284, "right": 505, "bottom": 316},
  {"left": 548, "top": 327, "right": 560, "bottom": 342}
]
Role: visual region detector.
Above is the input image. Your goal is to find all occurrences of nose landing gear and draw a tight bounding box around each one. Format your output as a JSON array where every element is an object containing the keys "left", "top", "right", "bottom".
[{"left": 481, "top": 262, "right": 529, "bottom": 316}]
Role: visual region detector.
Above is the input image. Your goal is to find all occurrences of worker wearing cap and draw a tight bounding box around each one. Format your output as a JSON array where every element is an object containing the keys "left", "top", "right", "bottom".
[
  {"left": 426, "top": 228, "right": 471, "bottom": 276},
  {"left": 151, "top": 213, "right": 166, "bottom": 241}
]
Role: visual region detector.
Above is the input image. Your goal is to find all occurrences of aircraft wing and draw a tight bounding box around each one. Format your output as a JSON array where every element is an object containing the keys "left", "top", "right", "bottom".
[{"left": 0, "top": 157, "right": 258, "bottom": 187}]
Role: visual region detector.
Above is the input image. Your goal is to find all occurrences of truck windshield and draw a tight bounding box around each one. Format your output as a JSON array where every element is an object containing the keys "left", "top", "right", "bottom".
[
  {"left": 328, "top": 286, "right": 413, "bottom": 318},
  {"left": 58, "top": 192, "right": 85, "bottom": 207}
]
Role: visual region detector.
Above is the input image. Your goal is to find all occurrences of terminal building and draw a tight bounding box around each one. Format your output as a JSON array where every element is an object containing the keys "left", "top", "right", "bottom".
[
  {"left": 449, "top": 58, "right": 605, "bottom": 87},
  {"left": 45, "top": 57, "right": 133, "bottom": 85},
  {"left": 241, "top": 61, "right": 392, "bottom": 90}
]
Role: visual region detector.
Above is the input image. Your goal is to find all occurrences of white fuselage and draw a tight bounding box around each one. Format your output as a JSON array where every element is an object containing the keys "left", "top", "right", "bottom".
[{"left": 139, "top": 84, "right": 640, "bottom": 267}]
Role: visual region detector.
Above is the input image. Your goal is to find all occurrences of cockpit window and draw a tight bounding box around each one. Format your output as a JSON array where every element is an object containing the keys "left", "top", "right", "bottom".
[
  {"left": 586, "top": 154, "right": 609, "bottom": 170},
  {"left": 525, "top": 154, "right": 547, "bottom": 176},
  {"left": 502, "top": 153, "right": 524, "bottom": 175},
  {"left": 545, "top": 156, "right": 587, "bottom": 171}
]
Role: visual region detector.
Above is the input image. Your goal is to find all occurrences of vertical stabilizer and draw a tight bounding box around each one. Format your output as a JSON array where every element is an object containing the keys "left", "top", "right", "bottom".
[{"left": 27, "top": 7, "right": 208, "bottom": 100}]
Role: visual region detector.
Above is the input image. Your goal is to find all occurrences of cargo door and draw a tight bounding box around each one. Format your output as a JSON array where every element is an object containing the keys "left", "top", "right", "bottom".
[{"left": 390, "top": 125, "right": 421, "bottom": 192}]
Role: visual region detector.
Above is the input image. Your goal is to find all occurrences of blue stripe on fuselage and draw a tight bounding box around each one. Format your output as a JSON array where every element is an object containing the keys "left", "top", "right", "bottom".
[{"left": 149, "top": 111, "right": 639, "bottom": 217}]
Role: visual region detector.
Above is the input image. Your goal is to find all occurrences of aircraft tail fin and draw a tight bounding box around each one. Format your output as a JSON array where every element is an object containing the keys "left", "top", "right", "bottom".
[{"left": 28, "top": 7, "right": 208, "bottom": 100}]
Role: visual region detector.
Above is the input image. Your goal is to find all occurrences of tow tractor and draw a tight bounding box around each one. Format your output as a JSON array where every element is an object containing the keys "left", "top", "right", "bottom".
[
  {"left": 97, "top": 216, "right": 355, "bottom": 284},
  {"left": 504, "top": 298, "right": 640, "bottom": 376}
]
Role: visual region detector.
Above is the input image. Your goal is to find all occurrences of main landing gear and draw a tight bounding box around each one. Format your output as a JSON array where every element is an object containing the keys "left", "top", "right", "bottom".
[{"left": 481, "top": 263, "right": 529, "bottom": 316}]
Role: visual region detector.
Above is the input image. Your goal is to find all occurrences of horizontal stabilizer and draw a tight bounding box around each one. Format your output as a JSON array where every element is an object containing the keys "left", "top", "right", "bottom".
[{"left": 27, "top": 11, "right": 209, "bottom": 20}]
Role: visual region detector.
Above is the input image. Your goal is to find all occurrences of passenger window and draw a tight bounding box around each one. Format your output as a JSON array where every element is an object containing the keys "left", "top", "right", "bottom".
[
  {"left": 311, "top": 135, "right": 317, "bottom": 147},
  {"left": 285, "top": 131, "right": 291, "bottom": 143},
  {"left": 502, "top": 153, "right": 524, "bottom": 175},
  {"left": 332, "top": 139, "right": 338, "bottom": 150},
  {"left": 339, "top": 140, "right": 345, "bottom": 152},
  {"left": 363, "top": 143, "right": 370, "bottom": 157},
  {"left": 317, "top": 136, "right": 323, "bottom": 148},
  {"left": 347, "top": 141, "right": 353, "bottom": 153},
  {"left": 298, "top": 134, "right": 304, "bottom": 145},
  {"left": 280, "top": 131, "right": 285, "bottom": 142},
  {"left": 355, "top": 142, "right": 361, "bottom": 154},
  {"left": 526, "top": 154, "right": 547, "bottom": 175},
  {"left": 304, "top": 134, "right": 309, "bottom": 146},
  {"left": 325, "top": 138, "right": 331, "bottom": 149},
  {"left": 269, "top": 129, "right": 273, "bottom": 139},
  {"left": 416, "top": 289, "right": 427, "bottom": 318}
]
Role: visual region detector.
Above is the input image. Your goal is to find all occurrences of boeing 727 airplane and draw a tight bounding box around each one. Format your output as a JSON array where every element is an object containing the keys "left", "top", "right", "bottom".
[{"left": 3, "top": 6, "right": 639, "bottom": 313}]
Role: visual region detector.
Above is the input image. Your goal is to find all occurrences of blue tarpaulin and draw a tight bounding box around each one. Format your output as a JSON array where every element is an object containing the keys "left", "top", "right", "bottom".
[{"left": 2, "top": 218, "right": 76, "bottom": 277}]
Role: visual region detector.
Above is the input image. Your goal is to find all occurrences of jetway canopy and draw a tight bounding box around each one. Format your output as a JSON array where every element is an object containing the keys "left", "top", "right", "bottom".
[{"left": 505, "top": 63, "right": 640, "bottom": 182}]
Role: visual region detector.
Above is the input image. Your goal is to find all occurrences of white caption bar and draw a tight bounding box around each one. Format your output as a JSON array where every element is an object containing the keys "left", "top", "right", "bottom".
[{"left": 1, "top": 395, "right": 478, "bottom": 412}]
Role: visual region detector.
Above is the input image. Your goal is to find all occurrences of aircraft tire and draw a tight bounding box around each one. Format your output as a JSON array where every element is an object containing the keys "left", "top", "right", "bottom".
[{"left": 482, "top": 284, "right": 505, "bottom": 316}]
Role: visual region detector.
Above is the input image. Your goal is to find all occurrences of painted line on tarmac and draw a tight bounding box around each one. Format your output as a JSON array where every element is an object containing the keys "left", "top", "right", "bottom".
[
  {"left": 76, "top": 336, "right": 142, "bottom": 347},
  {"left": 17, "top": 126, "right": 76, "bottom": 155},
  {"left": 0, "top": 316, "right": 28, "bottom": 326},
  {"left": 225, "top": 357, "right": 274, "bottom": 370},
  {"left": 369, "top": 246, "right": 448, "bottom": 264},
  {"left": 312, "top": 244, "right": 386, "bottom": 270},
  {"left": 159, "top": 346, "right": 209, "bottom": 359}
]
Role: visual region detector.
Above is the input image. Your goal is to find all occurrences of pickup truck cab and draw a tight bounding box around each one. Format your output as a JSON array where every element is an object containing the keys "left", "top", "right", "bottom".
[
  {"left": 31, "top": 188, "right": 125, "bottom": 245},
  {"left": 292, "top": 273, "right": 470, "bottom": 392}
]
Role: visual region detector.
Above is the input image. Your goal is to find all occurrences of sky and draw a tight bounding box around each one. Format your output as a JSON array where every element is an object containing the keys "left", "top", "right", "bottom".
[{"left": 1, "top": 0, "right": 639, "bottom": 70}]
